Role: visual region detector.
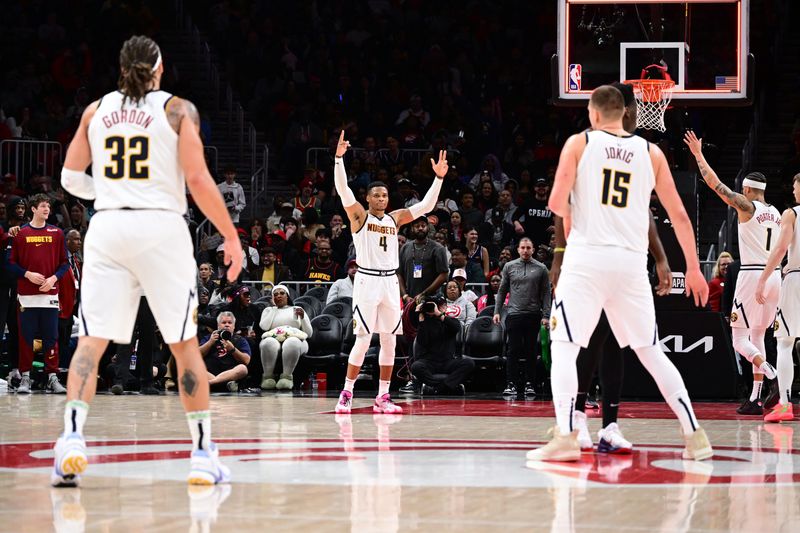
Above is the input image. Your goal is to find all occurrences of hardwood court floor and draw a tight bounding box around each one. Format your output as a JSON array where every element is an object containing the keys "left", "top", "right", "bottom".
[{"left": 0, "top": 392, "right": 798, "bottom": 532}]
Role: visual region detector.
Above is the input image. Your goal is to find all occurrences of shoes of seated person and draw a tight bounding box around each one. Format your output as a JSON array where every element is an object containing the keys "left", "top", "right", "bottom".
[
  {"left": 7, "top": 369, "right": 21, "bottom": 390},
  {"left": 17, "top": 374, "right": 32, "bottom": 394},
  {"left": 502, "top": 382, "right": 517, "bottom": 397},
  {"left": 399, "top": 380, "right": 417, "bottom": 394},
  {"left": 737, "top": 399, "right": 763, "bottom": 415},
  {"left": 275, "top": 375, "right": 293, "bottom": 391},
  {"left": 261, "top": 375, "right": 276, "bottom": 390},
  {"left": 524, "top": 382, "right": 535, "bottom": 397},
  {"left": 188, "top": 442, "right": 231, "bottom": 485},
  {"left": 451, "top": 384, "right": 466, "bottom": 396},
  {"left": 226, "top": 381, "right": 238, "bottom": 393},
  {"left": 421, "top": 384, "right": 437, "bottom": 396},
  {"left": 47, "top": 374, "right": 66, "bottom": 394},
  {"left": 111, "top": 383, "right": 124, "bottom": 395},
  {"left": 140, "top": 382, "right": 160, "bottom": 395}
]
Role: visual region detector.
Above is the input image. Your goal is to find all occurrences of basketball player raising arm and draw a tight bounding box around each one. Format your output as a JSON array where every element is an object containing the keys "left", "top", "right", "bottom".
[
  {"left": 549, "top": 135, "right": 707, "bottom": 306},
  {"left": 332, "top": 130, "right": 448, "bottom": 415},
  {"left": 684, "top": 130, "right": 779, "bottom": 414}
]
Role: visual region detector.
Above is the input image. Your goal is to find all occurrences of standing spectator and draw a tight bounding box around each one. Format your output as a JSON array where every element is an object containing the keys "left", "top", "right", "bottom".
[
  {"left": 258, "top": 284, "right": 313, "bottom": 390},
  {"left": 443, "top": 280, "right": 477, "bottom": 329},
  {"left": 327, "top": 258, "right": 357, "bottom": 303},
  {"left": 708, "top": 252, "right": 734, "bottom": 313},
  {"left": 487, "top": 189, "right": 517, "bottom": 225},
  {"left": 449, "top": 244, "right": 484, "bottom": 284},
  {"left": 304, "top": 242, "right": 342, "bottom": 282},
  {"left": 410, "top": 296, "right": 475, "bottom": 395},
  {"left": 7, "top": 197, "right": 29, "bottom": 227},
  {"left": 513, "top": 178, "right": 554, "bottom": 247},
  {"left": 398, "top": 217, "right": 449, "bottom": 305},
  {"left": 199, "top": 311, "right": 251, "bottom": 392},
  {"left": 446, "top": 211, "right": 466, "bottom": 245},
  {"left": 57, "top": 229, "right": 82, "bottom": 369},
  {"left": 494, "top": 238, "right": 551, "bottom": 397},
  {"left": 8, "top": 194, "right": 69, "bottom": 393},
  {"left": 458, "top": 189, "right": 484, "bottom": 229},
  {"left": 488, "top": 246, "right": 514, "bottom": 279},
  {"left": 218, "top": 167, "right": 246, "bottom": 224},
  {"left": 465, "top": 227, "right": 490, "bottom": 281}
]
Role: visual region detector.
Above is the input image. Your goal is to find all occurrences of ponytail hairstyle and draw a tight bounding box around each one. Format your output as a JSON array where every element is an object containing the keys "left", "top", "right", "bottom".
[{"left": 118, "top": 36, "right": 162, "bottom": 106}]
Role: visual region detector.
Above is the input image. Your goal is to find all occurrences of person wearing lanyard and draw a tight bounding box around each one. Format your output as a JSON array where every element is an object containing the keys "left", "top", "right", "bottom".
[{"left": 398, "top": 216, "right": 449, "bottom": 306}]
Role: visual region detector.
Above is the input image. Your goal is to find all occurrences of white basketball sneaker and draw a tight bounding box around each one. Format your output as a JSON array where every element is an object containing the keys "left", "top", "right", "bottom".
[
  {"left": 51, "top": 433, "right": 88, "bottom": 487},
  {"left": 573, "top": 411, "right": 593, "bottom": 452},
  {"left": 597, "top": 423, "right": 633, "bottom": 454},
  {"left": 188, "top": 442, "right": 231, "bottom": 485}
]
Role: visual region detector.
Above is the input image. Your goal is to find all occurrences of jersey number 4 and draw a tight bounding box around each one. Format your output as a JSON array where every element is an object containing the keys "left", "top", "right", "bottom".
[
  {"left": 378, "top": 235, "right": 388, "bottom": 252},
  {"left": 601, "top": 169, "right": 631, "bottom": 208},
  {"left": 105, "top": 136, "right": 149, "bottom": 180}
]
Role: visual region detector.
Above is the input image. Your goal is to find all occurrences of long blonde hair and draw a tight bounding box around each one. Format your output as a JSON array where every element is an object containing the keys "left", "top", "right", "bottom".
[{"left": 712, "top": 251, "right": 734, "bottom": 278}]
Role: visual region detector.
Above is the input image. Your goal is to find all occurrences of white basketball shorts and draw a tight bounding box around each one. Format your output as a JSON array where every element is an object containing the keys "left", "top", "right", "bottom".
[
  {"left": 79, "top": 210, "right": 198, "bottom": 344},
  {"left": 731, "top": 268, "right": 780, "bottom": 330},
  {"left": 351, "top": 271, "right": 402, "bottom": 336},
  {"left": 774, "top": 271, "right": 800, "bottom": 338},
  {"left": 550, "top": 245, "right": 656, "bottom": 349}
]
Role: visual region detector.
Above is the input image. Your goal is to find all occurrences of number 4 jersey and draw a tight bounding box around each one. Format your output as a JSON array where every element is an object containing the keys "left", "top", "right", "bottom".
[
  {"left": 738, "top": 200, "right": 781, "bottom": 265},
  {"left": 569, "top": 130, "right": 654, "bottom": 254},
  {"left": 352, "top": 212, "right": 399, "bottom": 272},
  {"left": 87, "top": 90, "right": 187, "bottom": 213}
]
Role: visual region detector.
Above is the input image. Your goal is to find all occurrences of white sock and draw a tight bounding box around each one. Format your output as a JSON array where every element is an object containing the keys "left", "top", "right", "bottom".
[
  {"left": 777, "top": 338, "right": 795, "bottom": 405},
  {"left": 749, "top": 379, "right": 763, "bottom": 402},
  {"left": 187, "top": 411, "right": 211, "bottom": 452},
  {"left": 551, "top": 341, "right": 580, "bottom": 435},
  {"left": 633, "top": 344, "right": 698, "bottom": 435},
  {"left": 378, "top": 380, "right": 390, "bottom": 397},
  {"left": 344, "top": 378, "right": 356, "bottom": 394},
  {"left": 63, "top": 400, "right": 88, "bottom": 436}
]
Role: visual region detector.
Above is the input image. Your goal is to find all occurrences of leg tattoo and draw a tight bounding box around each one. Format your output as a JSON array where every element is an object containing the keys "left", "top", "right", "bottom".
[
  {"left": 73, "top": 348, "right": 96, "bottom": 400},
  {"left": 181, "top": 369, "right": 198, "bottom": 397}
]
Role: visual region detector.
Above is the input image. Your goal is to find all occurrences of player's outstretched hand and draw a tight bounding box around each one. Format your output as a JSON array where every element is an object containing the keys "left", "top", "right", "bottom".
[
  {"left": 683, "top": 131, "right": 702, "bottom": 158},
  {"left": 224, "top": 238, "right": 244, "bottom": 283},
  {"left": 430, "top": 150, "right": 448, "bottom": 179},
  {"left": 335, "top": 130, "right": 350, "bottom": 158},
  {"left": 754, "top": 277, "right": 767, "bottom": 304},
  {"left": 655, "top": 260, "right": 673, "bottom": 297},
  {"left": 684, "top": 268, "right": 709, "bottom": 307}
]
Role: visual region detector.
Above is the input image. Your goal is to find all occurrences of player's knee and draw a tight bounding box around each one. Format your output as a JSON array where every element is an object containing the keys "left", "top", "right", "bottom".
[
  {"left": 378, "top": 333, "right": 396, "bottom": 366},
  {"left": 348, "top": 334, "right": 371, "bottom": 367},
  {"left": 731, "top": 331, "right": 760, "bottom": 362}
]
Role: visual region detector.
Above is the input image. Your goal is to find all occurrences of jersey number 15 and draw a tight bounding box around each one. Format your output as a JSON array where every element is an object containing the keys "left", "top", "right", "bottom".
[
  {"left": 601, "top": 169, "right": 631, "bottom": 208},
  {"left": 105, "top": 136, "right": 149, "bottom": 180}
]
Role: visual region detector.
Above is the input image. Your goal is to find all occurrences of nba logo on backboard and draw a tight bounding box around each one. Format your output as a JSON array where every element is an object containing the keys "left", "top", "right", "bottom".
[{"left": 568, "top": 64, "right": 582, "bottom": 91}]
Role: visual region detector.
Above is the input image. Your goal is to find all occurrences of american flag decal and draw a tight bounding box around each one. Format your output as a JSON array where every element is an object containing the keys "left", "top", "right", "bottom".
[{"left": 715, "top": 76, "right": 738, "bottom": 90}]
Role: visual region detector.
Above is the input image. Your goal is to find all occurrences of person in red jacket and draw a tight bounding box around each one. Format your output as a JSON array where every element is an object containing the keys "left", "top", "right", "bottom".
[
  {"left": 708, "top": 252, "right": 734, "bottom": 313},
  {"left": 8, "top": 194, "right": 69, "bottom": 393}
]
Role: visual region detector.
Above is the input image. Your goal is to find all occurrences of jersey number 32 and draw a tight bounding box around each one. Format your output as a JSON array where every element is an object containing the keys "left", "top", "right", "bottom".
[{"left": 105, "top": 136, "right": 149, "bottom": 180}]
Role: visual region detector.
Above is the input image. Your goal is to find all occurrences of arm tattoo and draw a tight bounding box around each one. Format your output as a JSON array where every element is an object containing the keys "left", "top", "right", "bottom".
[
  {"left": 184, "top": 100, "right": 200, "bottom": 127},
  {"left": 714, "top": 182, "right": 754, "bottom": 213},
  {"left": 72, "top": 347, "right": 96, "bottom": 400},
  {"left": 696, "top": 161, "right": 710, "bottom": 180},
  {"left": 181, "top": 369, "right": 198, "bottom": 397},
  {"left": 165, "top": 98, "right": 201, "bottom": 134}
]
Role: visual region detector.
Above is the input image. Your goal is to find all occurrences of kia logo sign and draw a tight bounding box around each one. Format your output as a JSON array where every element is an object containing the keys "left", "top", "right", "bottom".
[{"left": 659, "top": 335, "right": 714, "bottom": 354}]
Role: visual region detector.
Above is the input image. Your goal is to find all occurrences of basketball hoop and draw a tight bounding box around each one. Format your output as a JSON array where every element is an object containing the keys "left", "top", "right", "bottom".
[{"left": 624, "top": 79, "right": 675, "bottom": 132}]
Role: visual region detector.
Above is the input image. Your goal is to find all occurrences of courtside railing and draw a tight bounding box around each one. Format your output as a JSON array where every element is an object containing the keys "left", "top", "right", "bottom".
[
  {"left": 305, "top": 147, "right": 460, "bottom": 171},
  {"left": 0, "top": 140, "right": 63, "bottom": 186}
]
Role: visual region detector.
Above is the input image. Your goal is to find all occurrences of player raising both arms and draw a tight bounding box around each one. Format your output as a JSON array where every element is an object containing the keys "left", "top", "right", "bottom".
[
  {"left": 52, "top": 36, "right": 243, "bottom": 487},
  {"left": 684, "top": 131, "right": 779, "bottom": 415},
  {"left": 755, "top": 173, "right": 800, "bottom": 422},
  {"left": 529, "top": 86, "right": 711, "bottom": 463},
  {"left": 333, "top": 131, "right": 448, "bottom": 414}
]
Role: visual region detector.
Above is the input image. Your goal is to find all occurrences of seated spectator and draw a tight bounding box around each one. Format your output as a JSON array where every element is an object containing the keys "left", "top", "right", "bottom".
[
  {"left": 410, "top": 296, "right": 475, "bottom": 395},
  {"left": 449, "top": 244, "right": 484, "bottom": 284},
  {"left": 198, "top": 262, "right": 219, "bottom": 294},
  {"left": 266, "top": 198, "right": 301, "bottom": 232},
  {"left": 488, "top": 246, "right": 514, "bottom": 279},
  {"left": 479, "top": 207, "right": 515, "bottom": 258},
  {"left": 239, "top": 228, "right": 260, "bottom": 272},
  {"left": 300, "top": 208, "right": 325, "bottom": 246},
  {"left": 252, "top": 246, "right": 293, "bottom": 285},
  {"left": 432, "top": 230, "right": 452, "bottom": 264},
  {"left": 458, "top": 189, "right": 484, "bottom": 229},
  {"left": 224, "top": 285, "right": 262, "bottom": 346},
  {"left": 443, "top": 279, "right": 477, "bottom": 328},
  {"left": 199, "top": 311, "right": 251, "bottom": 392},
  {"left": 487, "top": 189, "right": 517, "bottom": 225},
  {"left": 248, "top": 218, "right": 267, "bottom": 250},
  {"left": 708, "top": 251, "right": 734, "bottom": 313},
  {"left": 258, "top": 284, "right": 313, "bottom": 390},
  {"left": 476, "top": 180, "right": 498, "bottom": 213},
  {"left": 217, "top": 167, "right": 246, "bottom": 225},
  {"left": 329, "top": 213, "right": 352, "bottom": 265},
  {"left": 304, "top": 241, "right": 342, "bottom": 282},
  {"left": 446, "top": 211, "right": 466, "bottom": 246},
  {"left": 476, "top": 274, "right": 506, "bottom": 312},
  {"left": 469, "top": 154, "right": 509, "bottom": 192},
  {"left": 294, "top": 178, "right": 320, "bottom": 214},
  {"left": 327, "top": 258, "right": 357, "bottom": 303}
]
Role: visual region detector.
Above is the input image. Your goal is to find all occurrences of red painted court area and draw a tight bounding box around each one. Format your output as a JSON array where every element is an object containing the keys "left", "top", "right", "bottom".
[{"left": 341, "top": 400, "right": 755, "bottom": 420}]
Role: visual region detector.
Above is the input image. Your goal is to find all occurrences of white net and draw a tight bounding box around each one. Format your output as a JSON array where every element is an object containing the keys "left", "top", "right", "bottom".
[{"left": 627, "top": 80, "right": 675, "bottom": 132}]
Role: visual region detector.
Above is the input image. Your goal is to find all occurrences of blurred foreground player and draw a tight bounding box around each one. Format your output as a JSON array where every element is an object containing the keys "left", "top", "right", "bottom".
[
  {"left": 333, "top": 131, "right": 448, "bottom": 414},
  {"left": 755, "top": 173, "right": 800, "bottom": 422},
  {"left": 530, "top": 86, "right": 712, "bottom": 463},
  {"left": 52, "top": 35, "right": 243, "bottom": 487},
  {"left": 685, "top": 131, "right": 779, "bottom": 414}
]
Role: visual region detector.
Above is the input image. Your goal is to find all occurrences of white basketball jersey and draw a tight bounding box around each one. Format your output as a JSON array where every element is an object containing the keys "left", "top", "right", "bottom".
[
  {"left": 569, "top": 130, "right": 655, "bottom": 254},
  {"left": 738, "top": 200, "right": 781, "bottom": 265},
  {"left": 786, "top": 206, "right": 800, "bottom": 270},
  {"left": 352, "top": 213, "right": 399, "bottom": 271},
  {"left": 88, "top": 90, "right": 187, "bottom": 214}
]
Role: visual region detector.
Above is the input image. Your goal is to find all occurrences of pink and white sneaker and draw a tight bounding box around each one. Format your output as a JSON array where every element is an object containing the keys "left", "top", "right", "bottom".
[
  {"left": 373, "top": 393, "right": 403, "bottom": 414},
  {"left": 335, "top": 390, "right": 353, "bottom": 414}
]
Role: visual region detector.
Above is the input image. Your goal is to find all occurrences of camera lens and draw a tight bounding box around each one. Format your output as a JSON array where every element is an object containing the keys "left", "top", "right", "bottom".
[{"left": 220, "top": 330, "right": 232, "bottom": 341}]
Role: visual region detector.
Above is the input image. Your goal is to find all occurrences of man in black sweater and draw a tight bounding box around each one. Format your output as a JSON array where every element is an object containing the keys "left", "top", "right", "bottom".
[{"left": 410, "top": 296, "right": 475, "bottom": 394}]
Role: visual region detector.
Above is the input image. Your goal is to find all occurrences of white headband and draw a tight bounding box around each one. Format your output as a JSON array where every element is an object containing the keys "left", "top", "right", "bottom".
[
  {"left": 151, "top": 49, "right": 162, "bottom": 72},
  {"left": 742, "top": 178, "right": 766, "bottom": 190}
]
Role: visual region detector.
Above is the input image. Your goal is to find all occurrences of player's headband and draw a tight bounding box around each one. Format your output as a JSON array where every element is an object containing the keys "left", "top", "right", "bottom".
[
  {"left": 742, "top": 178, "right": 766, "bottom": 190},
  {"left": 151, "top": 48, "right": 162, "bottom": 72}
]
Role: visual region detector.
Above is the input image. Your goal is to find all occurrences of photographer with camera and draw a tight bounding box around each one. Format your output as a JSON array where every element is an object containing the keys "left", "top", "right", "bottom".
[
  {"left": 198, "top": 311, "right": 251, "bottom": 392},
  {"left": 409, "top": 296, "right": 475, "bottom": 395}
]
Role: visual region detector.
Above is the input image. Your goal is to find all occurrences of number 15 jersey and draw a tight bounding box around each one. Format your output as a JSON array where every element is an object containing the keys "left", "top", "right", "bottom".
[
  {"left": 570, "top": 130, "right": 654, "bottom": 255},
  {"left": 87, "top": 90, "right": 187, "bottom": 214}
]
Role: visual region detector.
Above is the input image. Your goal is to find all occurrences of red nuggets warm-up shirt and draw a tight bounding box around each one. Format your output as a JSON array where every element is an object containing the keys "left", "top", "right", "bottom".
[{"left": 9, "top": 223, "right": 69, "bottom": 308}]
